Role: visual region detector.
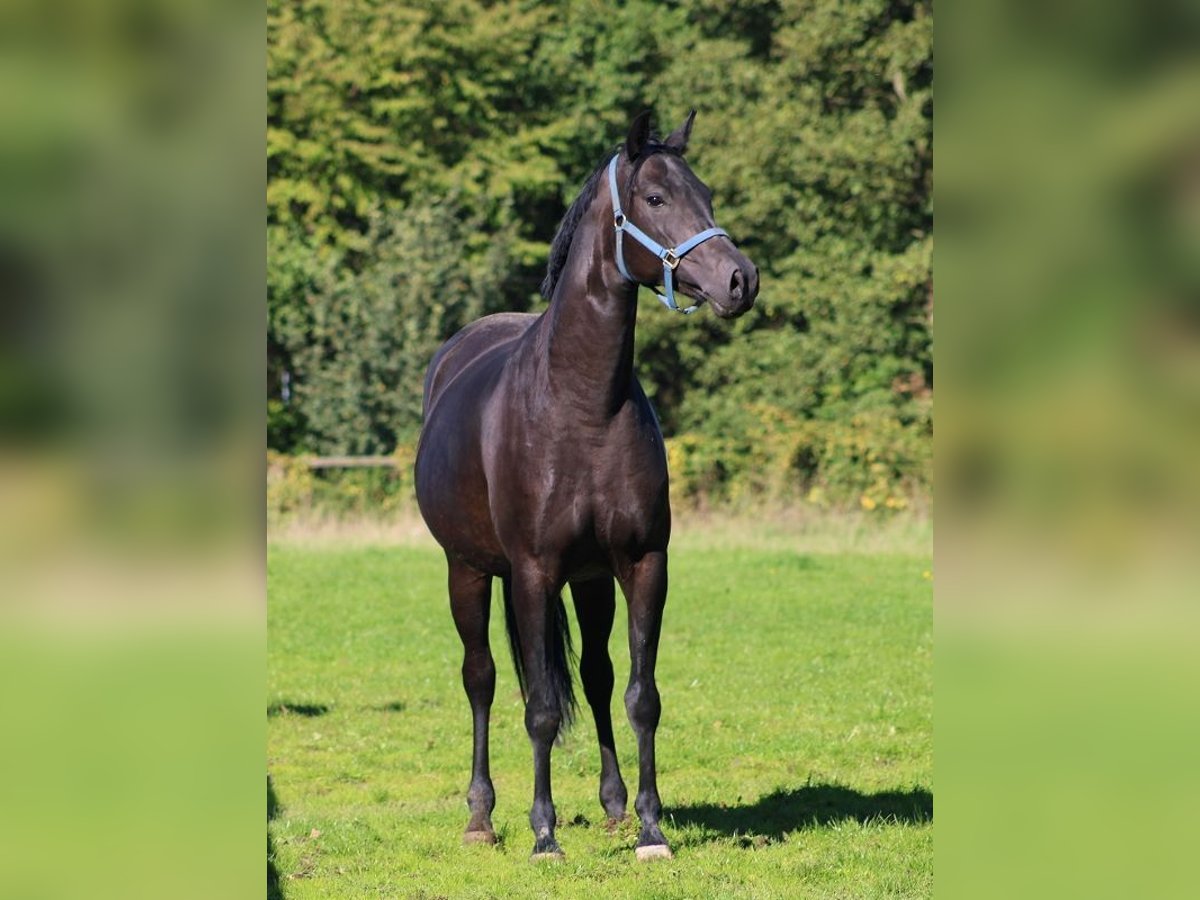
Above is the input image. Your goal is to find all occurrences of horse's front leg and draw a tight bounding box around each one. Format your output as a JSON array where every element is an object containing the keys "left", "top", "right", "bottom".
[{"left": 618, "top": 550, "right": 673, "bottom": 860}]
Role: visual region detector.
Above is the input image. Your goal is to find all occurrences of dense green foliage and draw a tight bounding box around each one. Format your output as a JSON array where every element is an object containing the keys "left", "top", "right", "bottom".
[
  {"left": 268, "top": 540, "right": 932, "bottom": 896},
  {"left": 267, "top": 0, "right": 932, "bottom": 506}
]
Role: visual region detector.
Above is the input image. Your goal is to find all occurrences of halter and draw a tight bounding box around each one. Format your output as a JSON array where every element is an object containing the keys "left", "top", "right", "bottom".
[{"left": 606, "top": 154, "right": 729, "bottom": 315}]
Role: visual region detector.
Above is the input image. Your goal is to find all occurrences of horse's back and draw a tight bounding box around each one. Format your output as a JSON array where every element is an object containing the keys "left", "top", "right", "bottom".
[{"left": 423, "top": 312, "right": 538, "bottom": 416}]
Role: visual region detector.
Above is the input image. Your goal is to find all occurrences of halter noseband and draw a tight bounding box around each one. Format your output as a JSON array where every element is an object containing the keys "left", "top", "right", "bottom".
[{"left": 606, "top": 153, "right": 729, "bottom": 315}]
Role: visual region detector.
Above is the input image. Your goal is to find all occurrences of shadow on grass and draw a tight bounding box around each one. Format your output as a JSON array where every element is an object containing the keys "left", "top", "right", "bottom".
[
  {"left": 268, "top": 776, "right": 284, "bottom": 900},
  {"left": 370, "top": 700, "right": 406, "bottom": 713},
  {"left": 268, "top": 701, "right": 329, "bottom": 718},
  {"left": 671, "top": 783, "right": 932, "bottom": 846}
]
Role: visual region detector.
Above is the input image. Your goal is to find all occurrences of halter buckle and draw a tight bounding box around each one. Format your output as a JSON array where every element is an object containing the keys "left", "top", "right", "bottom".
[
  {"left": 662, "top": 249, "right": 680, "bottom": 270},
  {"left": 613, "top": 213, "right": 626, "bottom": 229}
]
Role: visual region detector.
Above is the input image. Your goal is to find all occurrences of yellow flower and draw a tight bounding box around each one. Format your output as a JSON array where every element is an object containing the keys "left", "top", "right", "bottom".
[{"left": 860, "top": 494, "right": 877, "bottom": 510}]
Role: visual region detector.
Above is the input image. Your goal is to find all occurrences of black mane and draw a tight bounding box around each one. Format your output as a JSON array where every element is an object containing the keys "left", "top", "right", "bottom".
[
  {"left": 540, "top": 149, "right": 618, "bottom": 300},
  {"left": 539, "top": 141, "right": 681, "bottom": 301}
]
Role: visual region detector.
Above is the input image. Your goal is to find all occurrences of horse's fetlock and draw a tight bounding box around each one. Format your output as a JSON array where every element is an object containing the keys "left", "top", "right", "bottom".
[
  {"left": 635, "top": 792, "right": 663, "bottom": 824},
  {"left": 600, "top": 780, "right": 628, "bottom": 818},
  {"left": 529, "top": 797, "right": 557, "bottom": 833},
  {"left": 467, "top": 779, "right": 495, "bottom": 812}
]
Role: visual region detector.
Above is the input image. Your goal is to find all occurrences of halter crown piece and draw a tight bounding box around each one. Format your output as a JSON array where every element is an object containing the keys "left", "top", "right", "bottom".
[{"left": 606, "top": 154, "right": 729, "bottom": 315}]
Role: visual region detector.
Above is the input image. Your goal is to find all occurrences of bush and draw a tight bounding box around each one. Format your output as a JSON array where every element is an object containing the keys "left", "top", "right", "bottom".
[{"left": 266, "top": 449, "right": 416, "bottom": 523}]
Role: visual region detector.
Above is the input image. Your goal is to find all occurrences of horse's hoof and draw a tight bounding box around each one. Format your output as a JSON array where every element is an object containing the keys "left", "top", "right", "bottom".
[
  {"left": 635, "top": 843, "right": 674, "bottom": 861},
  {"left": 531, "top": 830, "right": 565, "bottom": 860},
  {"left": 463, "top": 830, "right": 496, "bottom": 845}
]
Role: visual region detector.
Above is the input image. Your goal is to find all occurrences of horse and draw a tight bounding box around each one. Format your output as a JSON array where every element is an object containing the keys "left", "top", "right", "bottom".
[{"left": 414, "top": 110, "right": 758, "bottom": 861}]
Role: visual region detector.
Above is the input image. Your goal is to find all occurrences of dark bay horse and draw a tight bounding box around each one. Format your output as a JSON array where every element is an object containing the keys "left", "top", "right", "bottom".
[{"left": 414, "top": 111, "right": 758, "bottom": 861}]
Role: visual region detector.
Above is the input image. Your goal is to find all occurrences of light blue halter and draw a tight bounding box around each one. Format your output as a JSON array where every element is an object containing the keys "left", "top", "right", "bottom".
[{"left": 606, "top": 154, "right": 729, "bottom": 315}]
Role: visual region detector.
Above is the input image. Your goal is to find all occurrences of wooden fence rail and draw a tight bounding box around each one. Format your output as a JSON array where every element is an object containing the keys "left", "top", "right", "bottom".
[{"left": 303, "top": 455, "right": 400, "bottom": 469}]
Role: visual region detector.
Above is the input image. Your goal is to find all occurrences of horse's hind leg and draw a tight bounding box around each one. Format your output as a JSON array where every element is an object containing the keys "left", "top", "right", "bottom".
[
  {"left": 570, "top": 576, "right": 628, "bottom": 822},
  {"left": 617, "top": 550, "right": 673, "bottom": 860},
  {"left": 510, "top": 561, "right": 572, "bottom": 859},
  {"left": 447, "top": 557, "right": 497, "bottom": 844}
]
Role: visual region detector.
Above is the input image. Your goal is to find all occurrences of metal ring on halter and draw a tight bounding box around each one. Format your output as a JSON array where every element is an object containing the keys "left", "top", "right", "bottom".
[
  {"left": 662, "top": 250, "right": 680, "bottom": 270},
  {"left": 613, "top": 213, "right": 626, "bottom": 228}
]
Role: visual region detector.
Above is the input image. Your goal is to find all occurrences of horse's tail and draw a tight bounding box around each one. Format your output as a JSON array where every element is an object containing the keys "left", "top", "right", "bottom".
[{"left": 500, "top": 575, "right": 577, "bottom": 737}]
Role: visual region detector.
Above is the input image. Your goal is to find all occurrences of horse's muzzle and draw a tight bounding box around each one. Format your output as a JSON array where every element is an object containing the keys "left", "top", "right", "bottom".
[{"left": 712, "top": 260, "right": 759, "bottom": 318}]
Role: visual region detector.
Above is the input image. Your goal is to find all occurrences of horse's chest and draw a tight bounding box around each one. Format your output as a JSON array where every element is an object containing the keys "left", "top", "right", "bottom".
[
  {"left": 489, "top": 397, "right": 669, "bottom": 560},
  {"left": 559, "top": 433, "right": 667, "bottom": 542}
]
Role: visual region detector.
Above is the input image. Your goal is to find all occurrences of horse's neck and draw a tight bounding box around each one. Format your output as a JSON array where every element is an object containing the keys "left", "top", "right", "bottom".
[{"left": 536, "top": 211, "right": 639, "bottom": 419}]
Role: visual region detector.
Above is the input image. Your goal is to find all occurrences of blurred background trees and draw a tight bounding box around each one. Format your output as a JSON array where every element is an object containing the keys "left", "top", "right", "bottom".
[{"left": 267, "top": 0, "right": 932, "bottom": 509}]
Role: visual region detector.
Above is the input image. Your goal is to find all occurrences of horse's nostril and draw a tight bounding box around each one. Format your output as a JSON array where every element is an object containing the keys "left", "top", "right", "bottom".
[{"left": 730, "top": 269, "right": 743, "bottom": 299}]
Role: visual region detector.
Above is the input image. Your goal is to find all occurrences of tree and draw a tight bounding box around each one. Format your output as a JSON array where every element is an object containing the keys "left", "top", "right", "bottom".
[{"left": 266, "top": 0, "right": 934, "bottom": 506}]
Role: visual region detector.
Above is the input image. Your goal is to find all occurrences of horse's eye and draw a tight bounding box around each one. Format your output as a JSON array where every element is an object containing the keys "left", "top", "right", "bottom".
[{"left": 646, "top": 194, "right": 665, "bottom": 208}]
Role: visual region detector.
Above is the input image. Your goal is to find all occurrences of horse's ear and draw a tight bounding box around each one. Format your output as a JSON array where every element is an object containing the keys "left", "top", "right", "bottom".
[
  {"left": 625, "top": 109, "right": 653, "bottom": 160},
  {"left": 664, "top": 109, "right": 696, "bottom": 154}
]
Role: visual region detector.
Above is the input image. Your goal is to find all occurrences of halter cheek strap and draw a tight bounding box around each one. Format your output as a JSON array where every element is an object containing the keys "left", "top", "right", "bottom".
[{"left": 606, "top": 155, "right": 728, "bottom": 315}]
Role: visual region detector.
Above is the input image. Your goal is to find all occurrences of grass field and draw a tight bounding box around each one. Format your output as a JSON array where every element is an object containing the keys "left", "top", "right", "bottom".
[{"left": 268, "top": 526, "right": 932, "bottom": 898}]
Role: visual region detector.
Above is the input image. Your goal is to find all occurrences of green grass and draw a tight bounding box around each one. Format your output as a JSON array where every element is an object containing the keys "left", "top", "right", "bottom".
[{"left": 268, "top": 540, "right": 932, "bottom": 898}]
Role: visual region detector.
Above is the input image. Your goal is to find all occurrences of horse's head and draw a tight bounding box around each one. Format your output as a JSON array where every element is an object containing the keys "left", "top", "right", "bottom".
[{"left": 609, "top": 110, "right": 759, "bottom": 319}]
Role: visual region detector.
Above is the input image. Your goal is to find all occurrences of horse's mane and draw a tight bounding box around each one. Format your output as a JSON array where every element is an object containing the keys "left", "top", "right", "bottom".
[
  {"left": 539, "top": 140, "right": 680, "bottom": 301},
  {"left": 540, "top": 149, "right": 618, "bottom": 300}
]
